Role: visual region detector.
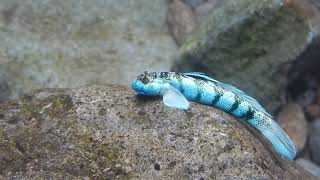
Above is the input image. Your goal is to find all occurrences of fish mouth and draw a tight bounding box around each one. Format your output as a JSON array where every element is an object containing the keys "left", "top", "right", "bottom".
[{"left": 132, "top": 82, "right": 146, "bottom": 95}]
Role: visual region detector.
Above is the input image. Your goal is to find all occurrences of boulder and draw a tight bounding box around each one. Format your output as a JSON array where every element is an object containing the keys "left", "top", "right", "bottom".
[
  {"left": 0, "top": 85, "right": 313, "bottom": 179},
  {"left": 0, "top": 0, "right": 177, "bottom": 101},
  {"left": 173, "top": 0, "right": 319, "bottom": 112}
]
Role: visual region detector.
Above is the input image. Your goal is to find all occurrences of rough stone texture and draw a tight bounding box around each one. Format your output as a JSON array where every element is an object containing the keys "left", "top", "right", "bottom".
[
  {"left": 173, "top": 0, "right": 315, "bottom": 112},
  {"left": 0, "top": 85, "right": 314, "bottom": 179},
  {"left": 277, "top": 103, "right": 308, "bottom": 153},
  {"left": 0, "top": 0, "right": 177, "bottom": 101}
]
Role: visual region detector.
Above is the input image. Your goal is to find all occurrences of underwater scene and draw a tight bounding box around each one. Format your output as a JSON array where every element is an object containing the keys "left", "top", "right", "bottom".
[{"left": 0, "top": 0, "right": 320, "bottom": 179}]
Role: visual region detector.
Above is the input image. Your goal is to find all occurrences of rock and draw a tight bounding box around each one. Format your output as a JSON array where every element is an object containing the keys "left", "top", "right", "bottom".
[
  {"left": 173, "top": 0, "right": 317, "bottom": 112},
  {"left": 317, "top": 87, "right": 320, "bottom": 104},
  {"left": 309, "top": 119, "right": 320, "bottom": 165},
  {"left": 194, "top": 0, "right": 220, "bottom": 20},
  {"left": 167, "top": 0, "right": 196, "bottom": 46},
  {"left": 286, "top": 39, "right": 320, "bottom": 106},
  {"left": 0, "top": 0, "right": 177, "bottom": 101},
  {"left": 183, "top": 0, "right": 207, "bottom": 9},
  {"left": 277, "top": 103, "right": 308, "bottom": 153},
  {"left": 0, "top": 85, "right": 313, "bottom": 179},
  {"left": 305, "top": 104, "right": 320, "bottom": 120},
  {"left": 296, "top": 90, "right": 317, "bottom": 108},
  {"left": 296, "top": 158, "right": 320, "bottom": 177}
]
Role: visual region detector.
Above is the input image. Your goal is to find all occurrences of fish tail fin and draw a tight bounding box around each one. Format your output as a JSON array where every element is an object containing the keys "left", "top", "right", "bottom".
[{"left": 247, "top": 116, "right": 297, "bottom": 160}]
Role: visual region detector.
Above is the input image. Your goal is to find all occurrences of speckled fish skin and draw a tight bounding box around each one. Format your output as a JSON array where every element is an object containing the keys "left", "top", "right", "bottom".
[{"left": 132, "top": 71, "right": 297, "bottom": 160}]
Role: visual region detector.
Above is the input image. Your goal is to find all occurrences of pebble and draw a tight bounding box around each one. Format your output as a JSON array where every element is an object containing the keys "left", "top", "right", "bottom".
[
  {"left": 277, "top": 103, "right": 308, "bottom": 153},
  {"left": 167, "top": 0, "right": 195, "bottom": 46},
  {"left": 296, "top": 158, "right": 320, "bottom": 177},
  {"left": 296, "top": 90, "right": 317, "bottom": 108},
  {"left": 309, "top": 119, "right": 320, "bottom": 165},
  {"left": 305, "top": 104, "right": 320, "bottom": 120}
]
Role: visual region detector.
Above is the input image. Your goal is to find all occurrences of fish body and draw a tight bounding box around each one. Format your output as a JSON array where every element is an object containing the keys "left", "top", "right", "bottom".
[{"left": 132, "top": 71, "right": 296, "bottom": 160}]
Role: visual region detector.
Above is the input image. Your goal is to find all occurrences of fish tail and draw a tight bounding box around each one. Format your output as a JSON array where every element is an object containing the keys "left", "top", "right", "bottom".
[{"left": 247, "top": 114, "right": 296, "bottom": 160}]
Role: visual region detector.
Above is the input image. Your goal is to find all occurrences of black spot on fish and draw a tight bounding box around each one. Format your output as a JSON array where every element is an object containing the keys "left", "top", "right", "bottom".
[
  {"left": 194, "top": 80, "right": 203, "bottom": 102},
  {"left": 151, "top": 72, "right": 157, "bottom": 79},
  {"left": 211, "top": 93, "right": 222, "bottom": 105},
  {"left": 180, "top": 86, "right": 185, "bottom": 94},
  {"left": 195, "top": 92, "right": 201, "bottom": 101},
  {"left": 160, "top": 72, "right": 169, "bottom": 79},
  {"left": 240, "top": 108, "right": 255, "bottom": 120},
  {"left": 176, "top": 76, "right": 184, "bottom": 93},
  {"left": 229, "top": 100, "right": 240, "bottom": 113}
]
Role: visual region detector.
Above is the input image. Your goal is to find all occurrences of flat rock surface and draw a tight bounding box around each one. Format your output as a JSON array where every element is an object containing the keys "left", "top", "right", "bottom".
[{"left": 0, "top": 85, "right": 313, "bottom": 179}]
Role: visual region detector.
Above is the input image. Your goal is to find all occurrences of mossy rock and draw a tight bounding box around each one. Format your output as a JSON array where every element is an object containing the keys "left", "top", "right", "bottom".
[
  {"left": 0, "top": 85, "right": 314, "bottom": 179},
  {"left": 174, "top": 0, "right": 312, "bottom": 112}
]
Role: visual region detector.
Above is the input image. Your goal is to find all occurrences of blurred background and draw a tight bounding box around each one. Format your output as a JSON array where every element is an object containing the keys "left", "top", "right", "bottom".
[{"left": 0, "top": 0, "right": 320, "bottom": 176}]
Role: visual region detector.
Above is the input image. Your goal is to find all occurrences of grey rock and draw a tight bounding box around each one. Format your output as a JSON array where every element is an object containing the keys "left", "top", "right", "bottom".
[
  {"left": 0, "top": 85, "right": 314, "bottom": 179},
  {"left": 173, "top": 0, "right": 315, "bottom": 112},
  {"left": 183, "top": 0, "right": 207, "bottom": 9},
  {"left": 0, "top": 0, "right": 177, "bottom": 101},
  {"left": 297, "top": 158, "right": 320, "bottom": 177},
  {"left": 309, "top": 119, "right": 320, "bottom": 165},
  {"left": 167, "top": 0, "right": 196, "bottom": 46},
  {"left": 194, "top": 0, "right": 222, "bottom": 21}
]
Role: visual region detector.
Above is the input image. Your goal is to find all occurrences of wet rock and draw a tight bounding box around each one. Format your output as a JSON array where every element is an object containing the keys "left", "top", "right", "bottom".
[
  {"left": 0, "top": 85, "right": 313, "bottom": 179},
  {"left": 296, "top": 158, "right": 320, "bottom": 177},
  {"left": 173, "top": 0, "right": 317, "bottom": 112},
  {"left": 183, "top": 0, "right": 207, "bottom": 9},
  {"left": 168, "top": 0, "right": 196, "bottom": 46},
  {"left": 309, "top": 119, "right": 320, "bottom": 165},
  {"left": 277, "top": 103, "right": 308, "bottom": 153},
  {"left": 0, "top": 0, "right": 177, "bottom": 101},
  {"left": 305, "top": 104, "right": 320, "bottom": 120}
]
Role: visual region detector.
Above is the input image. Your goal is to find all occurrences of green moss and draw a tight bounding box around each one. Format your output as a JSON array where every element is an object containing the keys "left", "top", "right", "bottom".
[
  {"left": 0, "top": 129, "right": 24, "bottom": 173},
  {"left": 71, "top": 22, "right": 114, "bottom": 40},
  {"left": 1, "top": 91, "right": 136, "bottom": 178},
  {"left": 98, "top": 108, "right": 107, "bottom": 116},
  {"left": 46, "top": 95, "right": 73, "bottom": 118},
  {"left": 229, "top": 128, "right": 254, "bottom": 152},
  {"left": 128, "top": 110, "right": 154, "bottom": 128},
  {"left": 18, "top": 94, "right": 74, "bottom": 120},
  {"left": 179, "top": 0, "right": 309, "bottom": 112}
]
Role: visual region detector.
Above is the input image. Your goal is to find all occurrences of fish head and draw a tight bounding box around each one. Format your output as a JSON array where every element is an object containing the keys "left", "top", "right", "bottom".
[{"left": 132, "top": 71, "right": 164, "bottom": 96}]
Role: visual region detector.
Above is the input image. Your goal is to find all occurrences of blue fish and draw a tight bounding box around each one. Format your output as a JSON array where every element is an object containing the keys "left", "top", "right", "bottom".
[{"left": 132, "top": 71, "right": 297, "bottom": 160}]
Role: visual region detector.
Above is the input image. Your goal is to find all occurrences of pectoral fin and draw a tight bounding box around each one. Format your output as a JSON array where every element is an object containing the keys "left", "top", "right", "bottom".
[{"left": 162, "top": 84, "right": 190, "bottom": 110}]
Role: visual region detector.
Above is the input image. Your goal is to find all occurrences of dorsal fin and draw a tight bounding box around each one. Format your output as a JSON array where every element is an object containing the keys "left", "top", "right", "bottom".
[
  {"left": 182, "top": 72, "right": 219, "bottom": 83},
  {"left": 183, "top": 72, "right": 273, "bottom": 117}
]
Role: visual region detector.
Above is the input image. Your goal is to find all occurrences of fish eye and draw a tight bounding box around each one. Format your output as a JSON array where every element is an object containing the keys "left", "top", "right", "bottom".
[{"left": 141, "top": 76, "right": 149, "bottom": 84}]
